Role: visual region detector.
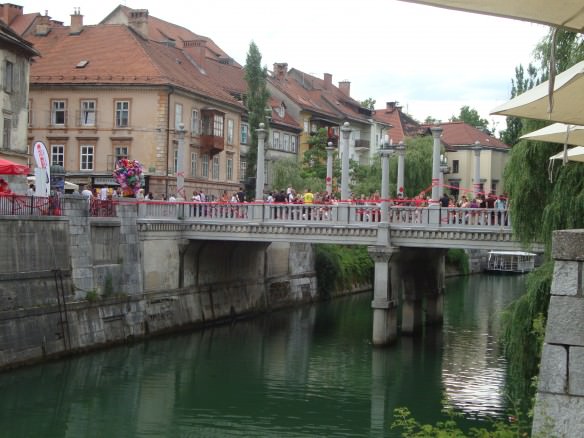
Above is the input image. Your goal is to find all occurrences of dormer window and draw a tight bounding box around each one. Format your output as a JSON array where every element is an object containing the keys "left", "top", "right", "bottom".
[{"left": 277, "top": 102, "right": 286, "bottom": 118}]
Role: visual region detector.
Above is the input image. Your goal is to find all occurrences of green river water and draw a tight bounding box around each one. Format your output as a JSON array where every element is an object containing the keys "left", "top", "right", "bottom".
[{"left": 0, "top": 273, "right": 527, "bottom": 437}]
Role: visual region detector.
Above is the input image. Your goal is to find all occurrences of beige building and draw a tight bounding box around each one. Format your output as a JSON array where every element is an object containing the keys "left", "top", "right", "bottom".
[
  {"left": 8, "top": 6, "right": 244, "bottom": 199},
  {"left": 0, "top": 12, "right": 39, "bottom": 166},
  {"left": 430, "top": 122, "right": 511, "bottom": 198}
]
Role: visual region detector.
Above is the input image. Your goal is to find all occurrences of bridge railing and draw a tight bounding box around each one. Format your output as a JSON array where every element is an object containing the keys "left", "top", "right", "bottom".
[{"left": 137, "top": 201, "right": 511, "bottom": 230}]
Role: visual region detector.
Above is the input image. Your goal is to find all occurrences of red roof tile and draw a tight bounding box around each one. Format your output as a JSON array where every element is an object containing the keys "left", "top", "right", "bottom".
[{"left": 421, "top": 121, "right": 510, "bottom": 150}]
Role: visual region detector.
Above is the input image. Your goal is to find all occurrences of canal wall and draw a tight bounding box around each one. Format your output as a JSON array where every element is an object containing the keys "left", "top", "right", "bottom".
[
  {"left": 0, "top": 197, "right": 319, "bottom": 370},
  {"left": 533, "top": 229, "right": 584, "bottom": 437}
]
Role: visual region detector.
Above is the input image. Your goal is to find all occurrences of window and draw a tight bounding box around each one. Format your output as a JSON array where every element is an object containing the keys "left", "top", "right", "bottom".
[
  {"left": 51, "top": 100, "right": 66, "bottom": 126},
  {"left": 80, "top": 100, "right": 96, "bottom": 126},
  {"left": 227, "top": 119, "right": 234, "bottom": 145},
  {"left": 4, "top": 61, "right": 13, "bottom": 93},
  {"left": 452, "top": 159, "right": 459, "bottom": 173},
  {"left": 491, "top": 182, "right": 497, "bottom": 194},
  {"left": 80, "top": 145, "right": 94, "bottom": 170},
  {"left": 173, "top": 149, "right": 178, "bottom": 174},
  {"left": 213, "top": 115, "right": 224, "bottom": 137},
  {"left": 212, "top": 156, "right": 220, "bottom": 179},
  {"left": 191, "top": 109, "right": 200, "bottom": 135},
  {"left": 226, "top": 156, "right": 233, "bottom": 181},
  {"left": 291, "top": 135, "right": 297, "bottom": 153},
  {"left": 115, "top": 100, "right": 129, "bottom": 128},
  {"left": 51, "top": 144, "right": 64, "bottom": 166},
  {"left": 241, "top": 123, "right": 249, "bottom": 144},
  {"left": 303, "top": 120, "right": 309, "bottom": 133},
  {"left": 175, "top": 103, "right": 183, "bottom": 130},
  {"left": 283, "top": 134, "right": 290, "bottom": 152},
  {"left": 201, "top": 153, "right": 209, "bottom": 177},
  {"left": 191, "top": 152, "right": 197, "bottom": 177},
  {"left": 2, "top": 117, "right": 11, "bottom": 149},
  {"left": 273, "top": 131, "right": 280, "bottom": 149},
  {"left": 114, "top": 145, "right": 128, "bottom": 164},
  {"left": 240, "top": 159, "right": 247, "bottom": 180}
]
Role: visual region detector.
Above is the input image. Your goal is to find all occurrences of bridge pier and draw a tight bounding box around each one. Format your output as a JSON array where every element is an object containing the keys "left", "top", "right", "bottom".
[
  {"left": 369, "top": 246, "right": 399, "bottom": 346},
  {"left": 396, "top": 247, "right": 445, "bottom": 335}
]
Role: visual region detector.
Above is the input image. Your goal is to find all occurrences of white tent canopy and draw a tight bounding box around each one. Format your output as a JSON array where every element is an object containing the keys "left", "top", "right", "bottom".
[
  {"left": 398, "top": 0, "right": 584, "bottom": 33},
  {"left": 490, "top": 60, "right": 584, "bottom": 125},
  {"left": 549, "top": 146, "right": 584, "bottom": 163},
  {"left": 520, "top": 123, "right": 584, "bottom": 146}
]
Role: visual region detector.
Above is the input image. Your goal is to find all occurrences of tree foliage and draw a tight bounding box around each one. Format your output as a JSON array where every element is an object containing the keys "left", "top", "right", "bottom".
[
  {"left": 360, "top": 98, "right": 376, "bottom": 110},
  {"left": 244, "top": 41, "right": 270, "bottom": 180},
  {"left": 450, "top": 105, "right": 490, "bottom": 133}
]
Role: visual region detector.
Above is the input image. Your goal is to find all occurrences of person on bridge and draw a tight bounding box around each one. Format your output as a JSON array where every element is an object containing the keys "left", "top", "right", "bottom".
[{"left": 303, "top": 188, "right": 314, "bottom": 204}]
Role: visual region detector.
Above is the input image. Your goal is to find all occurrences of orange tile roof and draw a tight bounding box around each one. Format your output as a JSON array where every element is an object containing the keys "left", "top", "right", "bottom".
[
  {"left": 268, "top": 97, "right": 301, "bottom": 131},
  {"left": 271, "top": 68, "right": 373, "bottom": 124},
  {"left": 6, "top": 12, "right": 38, "bottom": 35},
  {"left": 421, "top": 121, "right": 510, "bottom": 150},
  {"left": 26, "top": 24, "right": 242, "bottom": 109},
  {"left": 374, "top": 103, "right": 421, "bottom": 144}
]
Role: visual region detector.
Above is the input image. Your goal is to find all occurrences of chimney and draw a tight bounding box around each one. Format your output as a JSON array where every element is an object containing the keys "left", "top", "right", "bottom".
[
  {"left": 35, "top": 12, "right": 51, "bottom": 36},
  {"left": 70, "top": 7, "right": 83, "bottom": 35},
  {"left": 0, "top": 3, "right": 23, "bottom": 26},
  {"left": 128, "top": 9, "right": 149, "bottom": 39},
  {"left": 192, "top": 39, "right": 207, "bottom": 65},
  {"left": 323, "top": 73, "right": 332, "bottom": 89},
  {"left": 338, "top": 80, "right": 351, "bottom": 97},
  {"left": 386, "top": 101, "right": 400, "bottom": 110},
  {"left": 273, "top": 63, "right": 288, "bottom": 80}
]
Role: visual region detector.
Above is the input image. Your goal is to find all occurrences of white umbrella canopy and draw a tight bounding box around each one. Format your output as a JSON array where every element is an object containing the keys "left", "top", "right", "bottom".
[
  {"left": 490, "top": 60, "right": 584, "bottom": 125},
  {"left": 520, "top": 123, "right": 584, "bottom": 146},
  {"left": 549, "top": 146, "right": 584, "bottom": 162},
  {"left": 397, "top": 0, "right": 584, "bottom": 33}
]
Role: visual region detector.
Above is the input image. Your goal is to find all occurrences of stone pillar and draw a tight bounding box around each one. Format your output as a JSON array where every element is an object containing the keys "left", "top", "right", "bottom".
[
  {"left": 326, "top": 143, "right": 335, "bottom": 196},
  {"left": 340, "top": 122, "right": 351, "bottom": 201},
  {"left": 533, "top": 229, "right": 584, "bottom": 437},
  {"left": 430, "top": 127, "right": 442, "bottom": 205},
  {"left": 255, "top": 123, "right": 267, "bottom": 202},
  {"left": 175, "top": 123, "right": 186, "bottom": 200},
  {"left": 396, "top": 141, "right": 406, "bottom": 197},
  {"left": 369, "top": 246, "right": 399, "bottom": 346},
  {"left": 380, "top": 146, "right": 391, "bottom": 222},
  {"left": 117, "top": 201, "right": 143, "bottom": 294},
  {"left": 473, "top": 142, "right": 482, "bottom": 197}
]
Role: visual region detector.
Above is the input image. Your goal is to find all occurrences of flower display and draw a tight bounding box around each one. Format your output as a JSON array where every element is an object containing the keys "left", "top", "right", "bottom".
[{"left": 113, "top": 158, "right": 143, "bottom": 196}]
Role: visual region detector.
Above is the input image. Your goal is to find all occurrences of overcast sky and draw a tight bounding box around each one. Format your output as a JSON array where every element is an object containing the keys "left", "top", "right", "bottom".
[{"left": 18, "top": 0, "right": 549, "bottom": 132}]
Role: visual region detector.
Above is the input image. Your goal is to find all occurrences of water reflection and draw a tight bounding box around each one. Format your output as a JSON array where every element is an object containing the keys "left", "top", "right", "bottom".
[{"left": 0, "top": 274, "right": 525, "bottom": 437}]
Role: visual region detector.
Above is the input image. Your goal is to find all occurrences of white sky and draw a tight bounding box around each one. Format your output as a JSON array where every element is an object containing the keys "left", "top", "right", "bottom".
[{"left": 17, "top": 0, "right": 549, "bottom": 132}]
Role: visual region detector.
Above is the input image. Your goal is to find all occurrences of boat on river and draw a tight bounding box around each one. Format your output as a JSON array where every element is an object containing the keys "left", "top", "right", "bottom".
[{"left": 487, "top": 251, "right": 536, "bottom": 273}]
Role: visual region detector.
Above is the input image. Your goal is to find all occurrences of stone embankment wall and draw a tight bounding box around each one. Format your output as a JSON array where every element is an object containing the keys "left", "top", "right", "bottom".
[
  {"left": 0, "top": 197, "right": 318, "bottom": 371},
  {"left": 533, "top": 229, "right": 584, "bottom": 437}
]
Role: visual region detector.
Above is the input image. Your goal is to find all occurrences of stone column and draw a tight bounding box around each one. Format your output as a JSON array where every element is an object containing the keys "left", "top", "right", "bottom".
[
  {"left": 533, "top": 229, "right": 584, "bottom": 437},
  {"left": 396, "top": 141, "right": 406, "bottom": 197},
  {"left": 255, "top": 123, "right": 267, "bottom": 203},
  {"left": 340, "top": 122, "right": 351, "bottom": 201},
  {"left": 380, "top": 145, "right": 391, "bottom": 222},
  {"left": 430, "top": 127, "right": 442, "bottom": 205},
  {"left": 369, "top": 246, "right": 399, "bottom": 346},
  {"left": 175, "top": 123, "right": 186, "bottom": 200},
  {"left": 326, "top": 142, "right": 335, "bottom": 196},
  {"left": 473, "top": 142, "right": 482, "bottom": 197}
]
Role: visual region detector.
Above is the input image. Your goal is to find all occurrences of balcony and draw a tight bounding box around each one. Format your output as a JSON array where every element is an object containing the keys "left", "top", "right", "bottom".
[{"left": 201, "top": 108, "right": 225, "bottom": 156}]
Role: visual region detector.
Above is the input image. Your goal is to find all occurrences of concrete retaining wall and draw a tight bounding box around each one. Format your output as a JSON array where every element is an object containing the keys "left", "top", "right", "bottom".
[{"left": 0, "top": 197, "right": 319, "bottom": 370}]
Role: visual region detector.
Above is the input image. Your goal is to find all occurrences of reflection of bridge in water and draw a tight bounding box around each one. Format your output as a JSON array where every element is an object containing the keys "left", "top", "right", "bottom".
[{"left": 135, "top": 200, "right": 538, "bottom": 346}]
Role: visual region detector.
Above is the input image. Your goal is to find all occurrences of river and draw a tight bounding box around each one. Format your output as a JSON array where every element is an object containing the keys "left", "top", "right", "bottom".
[{"left": 0, "top": 273, "right": 526, "bottom": 437}]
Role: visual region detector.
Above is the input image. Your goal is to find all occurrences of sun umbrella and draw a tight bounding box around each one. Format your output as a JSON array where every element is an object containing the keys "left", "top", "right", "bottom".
[
  {"left": 489, "top": 60, "right": 584, "bottom": 125},
  {"left": 0, "top": 158, "right": 30, "bottom": 175},
  {"left": 398, "top": 0, "right": 584, "bottom": 32},
  {"left": 520, "top": 123, "right": 584, "bottom": 146},
  {"left": 549, "top": 146, "right": 584, "bottom": 162}
]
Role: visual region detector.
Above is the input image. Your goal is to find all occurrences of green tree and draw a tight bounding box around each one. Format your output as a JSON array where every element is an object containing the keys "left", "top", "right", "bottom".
[
  {"left": 360, "top": 98, "right": 376, "bottom": 110},
  {"left": 244, "top": 41, "right": 270, "bottom": 184},
  {"left": 424, "top": 116, "right": 440, "bottom": 125},
  {"left": 450, "top": 105, "right": 490, "bottom": 132}
]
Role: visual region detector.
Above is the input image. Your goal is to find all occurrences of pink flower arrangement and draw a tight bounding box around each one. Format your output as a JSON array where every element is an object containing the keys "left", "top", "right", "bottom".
[{"left": 113, "top": 158, "right": 143, "bottom": 195}]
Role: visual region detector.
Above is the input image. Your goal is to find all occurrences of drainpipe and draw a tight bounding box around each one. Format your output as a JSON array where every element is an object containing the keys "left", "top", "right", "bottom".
[{"left": 165, "top": 86, "right": 174, "bottom": 197}]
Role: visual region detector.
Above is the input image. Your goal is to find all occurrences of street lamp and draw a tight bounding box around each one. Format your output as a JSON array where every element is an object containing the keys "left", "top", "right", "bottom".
[
  {"left": 439, "top": 153, "right": 450, "bottom": 197},
  {"left": 255, "top": 123, "right": 267, "bottom": 202},
  {"left": 380, "top": 135, "right": 392, "bottom": 221},
  {"left": 176, "top": 122, "right": 186, "bottom": 200},
  {"left": 473, "top": 141, "right": 482, "bottom": 198}
]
